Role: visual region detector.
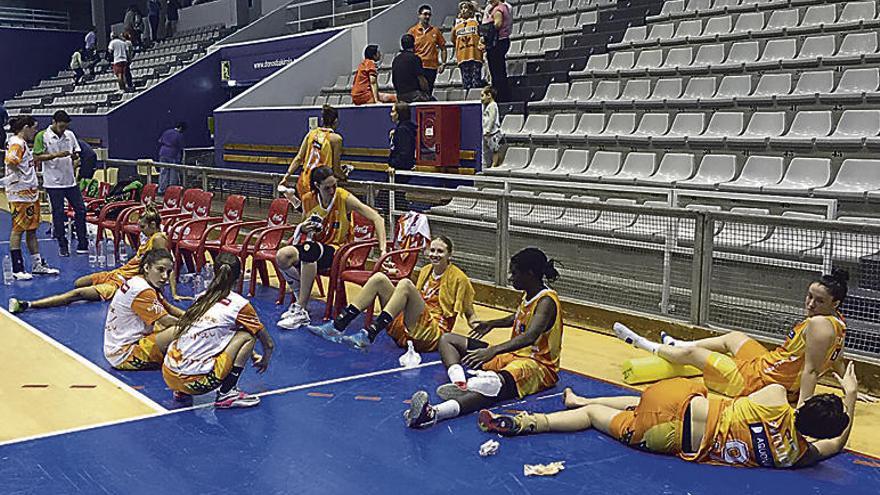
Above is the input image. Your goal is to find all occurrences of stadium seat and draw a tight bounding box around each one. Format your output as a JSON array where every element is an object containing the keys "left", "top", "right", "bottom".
[
  {"left": 511, "top": 148, "right": 560, "bottom": 177},
  {"left": 813, "top": 159, "right": 880, "bottom": 198},
  {"left": 815, "top": 110, "right": 880, "bottom": 150},
  {"left": 837, "top": 1, "right": 877, "bottom": 29},
  {"left": 719, "top": 155, "right": 784, "bottom": 192},
  {"left": 748, "top": 38, "right": 796, "bottom": 70},
  {"left": 784, "top": 34, "right": 835, "bottom": 69},
  {"left": 572, "top": 151, "right": 623, "bottom": 180},
  {"left": 594, "top": 51, "right": 636, "bottom": 76},
  {"left": 432, "top": 186, "right": 478, "bottom": 215},
  {"left": 820, "top": 67, "right": 880, "bottom": 105},
  {"left": 636, "top": 153, "right": 696, "bottom": 185},
  {"left": 748, "top": 211, "right": 827, "bottom": 255},
  {"left": 676, "top": 154, "right": 738, "bottom": 188},
  {"left": 603, "top": 152, "right": 657, "bottom": 183},
  {"left": 487, "top": 147, "right": 530, "bottom": 175},
  {"left": 569, "top": 80, "right": 594, "bottom": 102},
  {"left": 769, "top": 110, "right": 832, "bottom": 149},
  {"left": 765, "top": 9, "right": 799, "bottom": 33},
  {"left": 638, "top": 77, "right": 683, "bottom": 108},
  {"left": 621, "top": 49, "right": 664, "bottom": 76},
  {"left": 653, "top": 112, "right": 705, "bottom": 146},
  {"left": 717, "top": 41, "right": 759, "bottom": 71},
  {"left": 762, "top": 157, "right": 831, "bottom": 193},
  {"left": 737, "top": 73, "right": 791, "bottom": 106},
  {"left": 714, "top": 207, "right": 772, "bottom": 248},
  {"left": 543, "top": 113, "right": 578, "bottom": 140},
  {"left": 651, "top": 47, "right": 693, "bottom": 76},
  {"left": 674, "top": 19, "right": 703, "bottom": 39},
  {"left": 618, "top": 113, "right": 670, "bottom": 146},
  {"left": 500, "top": 114, "right": 525, "bottom": 135},
  {"left": 508, "top": 114, "right": 550, "bottom": 140},
  {"left": 539, "top": 149, "right": 590, "bottom": 178},
  {"left": 689, "top": 111, "right": 744, "bottom": 147},
  {"left": 670, "top": 76, "right": 716, "bottom": 107},
  {"left": 588, "top": 113, "right": 636, "bottom": 145},
  {"left": 778, "top": 70, "right": 833, "bottom": 105},
  {"left": 727, "top": 111, "right": 786, "bottom": 148},
  {"left": 532, "top": 82, "right": 570, "bottom": 109},
  {"left": 526, "top": 193, "right": 567, "bottom": 223},
  {"left": 584, "top": 198, "right": 639, "bottom": 232},
  {"left": 712, "top": 74, "right": 752, "bottom": 106},
  {"left": 583, "top": 80, "right": 621, "bottom": 109},
  {"left": 607, "top": 79, "right": 651, "bottom": 108},
  {"left": 562, "top": 113, "right": 605, "bottom": 142},
  {"left": 826, "top": 32, "right": 877, "bottom": 65},
  {"left": 614, "top": 200, "right": 672, "bottom": 240}
]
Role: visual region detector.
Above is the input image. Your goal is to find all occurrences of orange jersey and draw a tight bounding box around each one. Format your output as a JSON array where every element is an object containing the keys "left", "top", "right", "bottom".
[
  {"left": 687, "top": 395, "right": 809, "bottom": 468},
  {"left": 300, "top": 187, "right": 352, "bottom": 247},
  {"left": 453, "top": 18, "right": 483, "bottom": 63},
  {"left": 759, "top": 313, "right": 846, "bottom": 391},
  {"left": 509, "top": 288, "right": 563, "bottom": 376},
  {"left": 110, "top": 232, "right": 164, "bottom": 281},
  {"left": 4, "top": 136, "right": 39, "bottom": 203},
  {"left": 408, "top": 24, "right": 446, "bottom": 69},
  {"left": 351, "top": 58, "right": 378, "bottom": 105},
  {"left": 296, "top": 127, "right": 336, "bottom": 198}
]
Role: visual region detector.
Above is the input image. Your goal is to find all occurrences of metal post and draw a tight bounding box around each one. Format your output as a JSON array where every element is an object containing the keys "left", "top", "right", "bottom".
[
  {"left": 201, "top": 170, "right": 208, "bottom": 191},
  {"left": 690, "top": 212, "right": 715, "bottom": 325},
  {"left": 690, "top": 212, "right": 706, "bottom": 324},
  {"left": 495, "top": 195, "right": 510, "bottom": 286}
]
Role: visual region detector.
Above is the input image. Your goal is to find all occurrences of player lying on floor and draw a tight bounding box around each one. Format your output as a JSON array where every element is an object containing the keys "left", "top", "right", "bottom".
[
  {"left": 404, "top": 247, "right": 563, "bottom": 429},
  {"left": 612, "top": 270, "right": 850, "bottom": 406},
  {"left": 9, "top": 204, "right": 185, "bottom": 313},
  {"left": 479, "top": 363, "right": 859, "bottom": 469},
  {"left": 162, "top": 252, "right": 275, "bottom": 408},
  {"left": 308, "top": 235, "right": 478, "bottom": 350},
  {"left": 103, "top": 249, "right": 185, "bottom": 370}
]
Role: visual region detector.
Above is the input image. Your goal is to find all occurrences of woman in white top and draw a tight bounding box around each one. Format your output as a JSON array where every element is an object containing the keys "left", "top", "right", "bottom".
[
  {"left": 103, "top": 249, "right": 184, "bottom": 370},
  {"left": 162, "top": 252, "right": 275, "bottom": 408}
]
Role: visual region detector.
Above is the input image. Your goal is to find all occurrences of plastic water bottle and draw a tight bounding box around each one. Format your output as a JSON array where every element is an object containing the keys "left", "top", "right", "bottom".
[
  {"left": 88, "top": 236, "right": 97, "bottom": 267},
  {"left": 105, "top": 239, "right": 116, "bottom": 268},
  {"left": 398, "top": 340, "right": 422, "bottom": 368},
  {"left": 118, "top": 243, "right": 130, "bottom": 263},
  {"left": 96, "top": 239, "right": 106, "bottom": 268},
  {"left": 202, "top": 263, "right": 214, "bottom": 290},
  {"left": 2, "top": 255, "right": 13, "bottom": 285},
  {"left": 192, "top": 272, "right": 204, "bottom": 298}
]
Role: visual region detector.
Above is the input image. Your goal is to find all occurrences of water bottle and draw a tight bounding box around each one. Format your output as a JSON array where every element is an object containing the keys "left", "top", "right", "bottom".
[
  {"left": 398, "top": 340, "right": 422, "bottom": 368},
  {"left": 96, "top": 239, "right": 106, "bottom": 268},
  {"left": 88, "top": 235, "right": 97, "bottom": 267},
  {"left": 118, "top": 243, "right": 130, "bottom": 263},
  {"left": 2, "top": 255, "right": 13, "bottom": 285},
  {"left": 202, "top": 263, "right": 214, "bottom": 290},
  {"left": 192, "top": 270, "right": 204, "bottom": 298},
  {"left": 105, "top": 239, "right": 116, "bottom": 267}
]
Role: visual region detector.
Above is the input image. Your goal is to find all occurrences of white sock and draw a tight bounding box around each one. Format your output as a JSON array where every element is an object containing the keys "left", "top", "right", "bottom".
[
  {"left": 31, "top": 253, "right": 42, "bottom": 264},
  {"left": 613, "top": 322, "right": 660, "bottom": 354},
  {"left": 433, "top": 400, "right": 460, "bottom": 421},
  {"left": 447, "top": 364, "right": 466, "bottom": 385},
  {"left": 661, "top": 331, "right": 695, "bottom": 348}
]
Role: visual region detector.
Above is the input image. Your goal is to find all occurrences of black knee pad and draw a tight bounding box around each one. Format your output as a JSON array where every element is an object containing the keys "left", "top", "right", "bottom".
[{"left": 295, "top": 241, "right": 324, "bottom": 263}]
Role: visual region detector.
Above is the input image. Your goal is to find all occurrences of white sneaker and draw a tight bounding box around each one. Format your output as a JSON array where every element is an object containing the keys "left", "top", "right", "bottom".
[
  {"left": 12, "top": 271, "right": 32, "bottom": 281},
  {"left": 280, "top": 303, "right": 299, "bottom": 319},
  {"left": 214, "top": 388, "right": 261, "bottom": 408},
  {"left": 277, "top": 306, "right": 310, "bottom": 330},
  {"left": 32, "top": 263, "right": 60, "bottom": 276}
]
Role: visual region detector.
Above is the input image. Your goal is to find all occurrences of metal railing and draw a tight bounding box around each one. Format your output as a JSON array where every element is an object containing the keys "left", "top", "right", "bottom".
[
  {"left": 109, "top": 158, "right": 880, "bottom": 361},
  {"left": 284, "top": 0, "right": 387, "bottom": 32},
  {"left": 0, "top": 6, "right": 69, "bottom": 30}
]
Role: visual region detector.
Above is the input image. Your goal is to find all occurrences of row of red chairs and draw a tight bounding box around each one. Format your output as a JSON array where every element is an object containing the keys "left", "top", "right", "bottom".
[{"left": 70, "top": 183, "right": 425, "bottom": 322}]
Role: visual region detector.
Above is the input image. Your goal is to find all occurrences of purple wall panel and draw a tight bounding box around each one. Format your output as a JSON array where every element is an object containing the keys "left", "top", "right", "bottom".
[
  {"left": 0, "top": 28, "right": 85, "bottom": 102},
  {"left": 220, "top": 30, "right": 340, "bottom": 85},
  {"left": 213, "top": 103, "right": 482, "bottom": 174}
]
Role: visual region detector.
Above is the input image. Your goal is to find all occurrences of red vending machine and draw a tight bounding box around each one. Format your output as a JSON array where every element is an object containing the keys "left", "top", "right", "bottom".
[{"left": 416, "top": 105, "right": 461, "bottom": 167}]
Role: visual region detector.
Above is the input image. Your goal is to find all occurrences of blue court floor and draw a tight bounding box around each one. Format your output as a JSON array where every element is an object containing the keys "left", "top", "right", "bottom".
[{"left": 1, "top": 216, "right": 879, "bottom": 494}]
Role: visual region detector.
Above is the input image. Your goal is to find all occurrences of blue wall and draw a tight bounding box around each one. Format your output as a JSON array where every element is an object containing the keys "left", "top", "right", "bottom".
[
  {"left": 220, "top": 30, "right": 340, "bottom": 86},
  {"left": 0, "top": 27, "right": 85, "bottom": 103},
  {"left": 212, "top": 103, "right": 483, "bottom": 173}
]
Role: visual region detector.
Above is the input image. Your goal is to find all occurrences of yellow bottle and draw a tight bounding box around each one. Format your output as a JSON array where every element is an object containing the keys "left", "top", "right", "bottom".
[{"left": 621, "top": 355, "right": 703, "bottom": 385}]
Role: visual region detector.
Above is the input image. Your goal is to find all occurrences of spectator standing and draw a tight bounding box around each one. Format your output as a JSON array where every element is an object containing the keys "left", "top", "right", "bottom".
[
  {"left": 123, "top": 5, "right": 144, "bottom": 48},
  {"left": 157, "top": 122, "right": 186, "bottom": 194},
  {"left": 108, "top": 33, "right": 130, "bottom": 92},
  {"left": 351, "top": 45, "right": 398, "bottom": 106},
  {"left": 392, "top": 34, "right": 430, "bottom": 103},
  {"left": 0, "top": 104, "right": 7, "bottom": 131},
  {"left": 77, "top": 139, "right": 97, "bottom": 180},
  {"left": 481, "top": 86, "right": 502, "bottom": 168},
  {"left": 166, "top": 0, "right": 181, "bottom": 38},
  {"left": 407, "top": 5, "right": 446, "bottom": 97},
  {"left": 33, "top": 111, "right": 88, "bottom": 256},
  {"left": 148, "top": 0, "right": 162, "bottom": 43},
  {"left": 70, "top": 49, "right": 85, "bottom": 84},
  {"left": 481, "top": 0, "right": 512, "bottom": 102},
  {"left": 84, "top": 27, "right": 96, "bottom": 60},
  {"left": 452, "top": 2, "right": 484, "bottom": 90},
  {"left": 388, "top": 102, "right": 416, "bottom": 170}
]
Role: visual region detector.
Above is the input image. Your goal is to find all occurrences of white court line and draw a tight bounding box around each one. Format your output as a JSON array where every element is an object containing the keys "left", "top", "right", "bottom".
[
  {"left": 0, "top": 307, "right": 167, "bottom": 414},
  {"left": 0, "top": 359, "right": 441, "bottom": 448},
  {"left": 0, "top": 238, "right": 55, "bottom": 245}
]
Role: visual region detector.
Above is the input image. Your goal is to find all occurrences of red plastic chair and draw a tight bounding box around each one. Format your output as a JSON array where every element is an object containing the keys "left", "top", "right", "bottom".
[
  {"left": 318, "top": 211, "right": 378, "bottom": 319},
  {"left": 118, "top": 185, "right": 184, "bottom": 248},
  {"left": 72, "top": 182, "right": 111, "bottom": 220},
  {"left": 92, "top": 183, "right": 159, "bottom": 255},
  {"left": 217, "top": 198, "right": 290, "bottom": 293},
  {"left": 164, "top": 190, "right": 214, "bottom": 275},
  {"left": 174, "top": 194, "right": 246, "bottom": 277}
]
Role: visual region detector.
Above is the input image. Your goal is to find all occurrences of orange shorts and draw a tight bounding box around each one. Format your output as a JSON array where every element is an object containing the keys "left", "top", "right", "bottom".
[
  {"left": 385, "top": 309, "right": 443, "bottom": 352},
  {"left": 90, "top": 271, "right": 126, "bottom": 300},
  {"left": 114, "top": 333, "right": 163, "bottom": 371},
  {"left": 10, "top": 200, "right": 40, "bottom": 233},
  {"left": 162, "top": 353, "right": 233, "bottom": 396},
  {"left": 703, "top": 339, "right": 768, "bottom": 397},
  {"left": 482, "top": 353, "right": 557, "bottom": 399},
  {"left": 610, "top": 378, "right": 708, "bottom": 454}
]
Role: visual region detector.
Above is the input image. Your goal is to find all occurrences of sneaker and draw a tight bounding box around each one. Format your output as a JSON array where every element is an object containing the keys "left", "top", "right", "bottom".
[
  {"left": 32, "top": 263, "right": 60, "bottom": 276},
  {"left": 403, "top": 390, "right": 436, "bottom": 429},
  {"left": 76, "top": 244, "right": 89, "bottom": 255},
  {"left": 59, "top": 244, "right": 70, "bottom": 257},
  {"left": 280, "top": 303, "right": 299, "bottom": 319},
  {"left": 8, "top": 298, "right": 27, "bottom": 314},
  {"left": 172, "top": 391, "right": 192, "bottom": 403},
  {"left": 307, "top": 321, "right": 343, "bottom": 343},
  {"left": 341, "top": 329, "right": 371, "bottom": 351},
  {"left": 12, "top": 271, "right": 32, "bottom": 281},
  {"left": 436, "top": 382, "right": 469, "bottom": 401},
  {"left": 277, "top": 306, "right": 310, "bottom": 330},
  {"left": 214, "top": 388, "right": 261, "bottom": 409},
  {"left": 478, "top": 410, "right": 530, "bottom": 436}
]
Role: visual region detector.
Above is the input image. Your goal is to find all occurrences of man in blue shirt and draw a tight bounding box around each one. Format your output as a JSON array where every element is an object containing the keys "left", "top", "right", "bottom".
[{"left": 157, "top": 122, "right": 185, "bottom": 193}]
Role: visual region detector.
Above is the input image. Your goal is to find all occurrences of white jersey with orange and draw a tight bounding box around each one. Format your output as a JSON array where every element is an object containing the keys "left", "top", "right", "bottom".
[
  {"left": 4, "top": 135, "right": 39, "bottom": 203},
  {"left": 103, "top": 276, "right": 171, "bottom": 367},
  {"left": 163, "top": 291, "right": 264, "bottom": 376}
]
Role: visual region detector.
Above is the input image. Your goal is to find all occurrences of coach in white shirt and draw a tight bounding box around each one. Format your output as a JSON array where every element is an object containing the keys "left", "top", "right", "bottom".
[{"left": 33, "top": 110, "right": 88, "bottom": 257}]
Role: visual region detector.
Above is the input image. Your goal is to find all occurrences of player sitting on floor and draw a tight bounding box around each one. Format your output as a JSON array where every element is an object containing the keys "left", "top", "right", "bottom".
[
  {"left": 480, "top": 363, "right": 859, "bottom": 469},
  {"left": 613, "top": 270, "right": 849, "bottom": 406},
  {"left": 103, "top": 249, "right": 185, "bottom": 370},
  {"left": 9, "top": 204, "right": 182, "bottom": 313},
  {"left": 162, "top": 252, "right": 275, "bottom": 408},
  {"left": 309, "top": 235, "right": 478, "bottom": 350},
  {"left": 275, "top": 166, "right": 387, "bottom": 330},
  {"left": 404, "top": 247, "right": 562, "bottom": 429}
]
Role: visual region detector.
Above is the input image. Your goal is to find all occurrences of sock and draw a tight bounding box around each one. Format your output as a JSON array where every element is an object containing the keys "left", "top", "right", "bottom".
[
  {"left": 31, "top": 253, "right": 43, "bottom": 265},
  {"left": 10, "top": 249, "right": 24, "bottom": 273},
  {"left": 218, "top": 366, "right": 244, "bottom": 394},
  {"left": 366, "top": 311, "right": 394, "bottom": 342},
  {"left": 20, "top": 301, "right": 31, "bottom": 310},
  {"left": 280, "top": 265, "right": 301, "bottom": 297},
  {"left": 447, "top": 364, "right": 466, "bottom": 386},
  {"left": 660, "top": 331, "right": 695, "bottom": 348},
  {"left": 333, "top": 304, "right": 360, "bottom": 331},
  {"left": 613, "top": 322, "right": 660, "bottom": 354},
  {"left": 433, "top": 399, "right": 460, "bottom": 421}
]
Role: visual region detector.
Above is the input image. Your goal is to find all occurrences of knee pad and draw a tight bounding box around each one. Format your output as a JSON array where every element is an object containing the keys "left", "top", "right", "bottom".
[
  {"left": 295, "top": 241, "right": 324, "bottom": 264},
  {"left": 466, "top": 370, "right": 503, "bottom": 397}
]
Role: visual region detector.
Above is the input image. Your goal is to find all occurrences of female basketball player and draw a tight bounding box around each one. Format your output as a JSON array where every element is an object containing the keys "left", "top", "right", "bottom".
[
  {"left": 404, "top": 247, "right": 563, "bottom": 429},
  {"left": 162, "top": 252, "right": 275, "bottom": 408},
  {"left": 308, "top": 235, "right": 478, "bottom": 351},
  {"left": 9, "top": 204, "right": 182, "bottom": 312},
  {"left": 103, "top": 249, "right": 185, "bottom": 370},
  {"left": 275, "top": 166, "right": 387, "bottom": 330},
  {"left": 479, "top": 363, "right": 859, "bottom": 469},
  {"left": 613, "top": 270, "right": 850, "bottom": 406}
]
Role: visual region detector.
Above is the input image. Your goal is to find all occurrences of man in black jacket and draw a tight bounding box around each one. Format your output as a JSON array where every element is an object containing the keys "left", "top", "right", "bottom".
[
  {"left": 389, "top": 102, "right": 416, "bottom": 170},
  {"left": 392, "top": 34, "right": 430, "bottom": 103}
]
